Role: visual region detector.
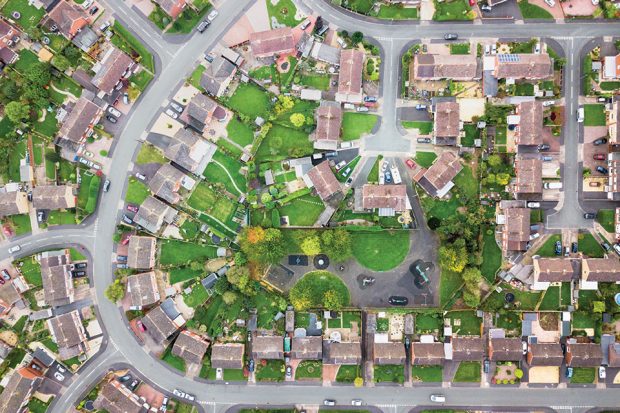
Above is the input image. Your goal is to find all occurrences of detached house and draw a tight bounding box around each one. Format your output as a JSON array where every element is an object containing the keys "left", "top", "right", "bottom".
[
  {"left": 514, "top": 101, "right": 543, "bottom": 147},
  {"left": 417, "top": 151, "right": 463, "bottom": 198},
  {"left": 126, "top": 271, "right": 160, "bottom": 309},
  {"left": 91, "top": 47, "right": 134, "bottom": 96},
  {"left": 411, "top": 54, "right": 480, "bottom": 81},
  {"left": 0, "top": 18, "right": 21, "bottom": 65},
  {"left": 581, "top": 258, "right": 620, "bottom": 290},
  {"left": 532, "top": 258, "right": 575, "bottom": 290},
  {"left": 210, "top": 343, "right": 245, "bottom": 370},
  {"left": 360, "top": 184, "right": 410, "bottom": 217},
  {"left": 181, "top": 93, "right": 227, "bottom": 133},
  {"left": 165, "top": 128, "right": 216, "bottom": 174},
  {"left": 47, "top": 310, "right": 89, "bottom": 360},
  {"left": 250, "top": 27, "right": 296, "bottom": 59},
  {"left": 565, "top": 342, "right": 603, "bottom": 367},
  {"left": 373, "top": 342, "right": 407, "bottom": 365},
  {"left": 0, "top": 189, "right": 29, "bottom": 218},
  {"left": 252, "top": 334, "right": 284, "bottom": 360},
  {"left": 335, "top": 49, "right": 365, "bottom": 104},
  {"left": 512, "top": 157, "right": 542, "bottom": 199},
  {"left": 313, "top": 101, "right": 342, "bottom": 149},
  {"left": 154, "top": 0, "right": 187, "bottom": 20},
  {"left": 200, "top": 55, "right": 237, "bottom": 97},
  {"left": 127, "top": 236, "right": 157, "bottom": 270},
  {"left": 0, "top": 367, "right": 43, "bottom": 413},
  {"left": 304, "top": 161, "right": 342, "bottom": 203},
  {"left": 32, "top": 185, "right": 76, "bottom": 210},
  {"left": 172, "top": 330, "right": 209, "bottom": 365},
  {"left": 55, "top": 96, "right": 104, "bottom": 157},
  {"left": 148, "top": 163, "right": 190, "bottom": 205},
  {"left": 141, "top": 302, "right": 185, "bottom": 343},
  {"left": 133, "top": 196, "right": 178, "bottom": 234},
  {"left": 501, "top": 207, "right": 530, "bottom": 255},
  {"left": 94, "top": 378, "right": 143, "bottom": 413},
  {"left": 493, "top": 53, "right": 553, "bottom": 80},
  {"left": 433, "top": 101, "right": 460, "bottom": 146},
  {"left": 46, "top": 0, "right": 90, "bottom": 40},
  {"left": 40, "top": 250, "right": 74, "bottom": 307}
]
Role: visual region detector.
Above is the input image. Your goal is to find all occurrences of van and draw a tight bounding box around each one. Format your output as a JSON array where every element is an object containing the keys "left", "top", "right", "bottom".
[
  {"left": 577, "top": 107, "right": 585, "bottom": 123},
  {"left": 529, "top": 233, "right": 540, "bottom": 241},
  {"left": 300, "top": 20, "right": 311, "bottom": 30},
  {"left": 430, "top": 394, "right": 446, "bottom": 403},
  {"left": 543, "top": 182, "right": 562, "bottom": 189}
]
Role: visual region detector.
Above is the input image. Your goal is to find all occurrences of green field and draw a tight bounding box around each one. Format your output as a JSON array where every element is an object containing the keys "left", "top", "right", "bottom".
[
  {"left": 136, "top": 144, "right": 167, "bottom": 165},
  {"left": 159, "top": 240, "right": 218, "bottom": 266},
  {"left": 433, "top": 0, "right": 473, "bottom": 21},
  {"left": 518, "top": 0, "right": 554, "bottom": 19},
  {"left": 481, "top": 226, "right": 501, "bottom": 282},
  {"left": 583, "top": 104, "right": 606, "bottom": 127},
  {"left": 299, "top": 74, "right": 331, "bottom": 90},
  {"left": 411, "top": 365, "right": 443, "bottom": 382},
  {"left": 375, "top": 4, "right": 418, "bottom": 19},
  {"left": 596, "top": 209, "right": 614, "bottom": 233},
  {"left": 266, "top": 0, "right": 303, "bottom": 27},
  {"left": 295, "top": 360, "right": 322, "bottom": 379},
  {"left": 536, "top": 234, "right": 562, "bottom": 257},
  {"left": 1, "top": 0, "right": 45, "bottom": 30},
  {"left": 342, "top": 113, "right": 379, "bottom": 141},
  {"left": 374, "top": 364, "right": 405, "bottom": 383},
  {"left": 255, "top": 359, "right": 285, "bottom": 382},
  {"left": 289, "top": 270, "right": 350, "bottom": 309},
  {"left": 255, "top": 124, "right": 312, "bottom": 161},
  {"left": 402, "top": 121, "right": 433, "bottom": 135},
  {"left": 278, "top": 194, "right": 325, "bottom": 226},
  {"left": 450, "top": 43, "right": 470, "bottom": 55},
  {"left": 183, "top": 283, "right": 210, "bottom": 308},
  {"left": 351, "top": 230, "right": 410, "bottom": 271},
  {"left": 336, "top": 365, "right": 361, "bottom": 383},
  {"left": 202, "top": 150, "right": 247, "bottom": 195},
  {"left": 227, "top": 83, "right": 272, "bottom": 119},
  {"left": 415, "top": 152, "right": 437, "bottom": 168},
  {"left": 453, "top": 361, "right": 481, "bottom": 382},
  {"left": 125, "top": 178, "right": 149, "bottom": 205},
  {"left": 226, "top": 117, "right": 255, "bottom": 147},
  {"left": 578, "top": 232, "right": 604, "bottom": 258},
  {"left": 161, "top": 346, "right": 186, "bottom": 372}
]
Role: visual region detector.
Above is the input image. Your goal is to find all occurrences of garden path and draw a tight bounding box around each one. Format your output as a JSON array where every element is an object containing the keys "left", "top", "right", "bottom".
[
  {"left": 50, "top": 82, "right": 78, "bottom": 100},
  {"left": 212, "top": 159, "right": 243, "bottom": 195}
]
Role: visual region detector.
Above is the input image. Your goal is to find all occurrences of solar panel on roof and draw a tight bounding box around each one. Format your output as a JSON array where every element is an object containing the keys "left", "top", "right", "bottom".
[{"left": 498, "top": 54, "right": 520, "bottom": 63}]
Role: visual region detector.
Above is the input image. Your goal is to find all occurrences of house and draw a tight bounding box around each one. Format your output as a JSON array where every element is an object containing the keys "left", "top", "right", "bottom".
[
  {"left": 488, "top": 338, "right": 523, "bottom": 361},
  {"left": 127, "top": 236, "right": 157, "bottom": 270},
  {"left": 451, "top": 337, "right": 485, "bottom": 361},
  {"left": 310, "top": 42, "right": 341, "bottom": 65},
  {"left": 433, "top": 101, "right": 460, "bottom": 146},
  {"left": 512, "top": 157, "right": 542, "bottom": 197},
  {"left": 46, "top": 0, "right": 90, "bottom": 39},
  {"left": 181, "top": 93, "right": 227, "bottom": 133},
  {"left": 0, "top": 18, "right": 21, "bottom": 65},
  {"left": 514, "top": 101, "right": 543, "bottom": 147},
  {"left": 148, "top": 163, "right": 187, "bottom": 204},
  {"left": 373, "top": 342, "right": 407, "bottom": 365},
  {"left": 71, "top": 26, "right": 98, "bottom": 52},
  {"left": 200, "top": 56, "right": 237, "bottom": 97},
  {"left": 493, "top": 53, "right": 553, "bottom": 80},
  {"left": 172, "top": 330, "right": 209, "bottom": 365},
  {"left": 501, "top": 207, "right": 530, "bottom": 254},
  {"left": 55, "top": 96, "right": 104, "bottom": 155},
  {"left": 0, "top": 367, "right": 43, "bottom": 413},
  {"left": 411, "top": 54, "right": 480, "bottom": 81},
  {"left": 249, "top": 27, "right": 296, "bottom": 58},
  {"left": 40, "top": 250, "right": 74, "bottom": 307},
  {"left": 141, "top": 304, "right": 185, "bottom": 343},
  {"left": 32, "top": 185, "right": 76, "bottom": 210},
  {"left": 133, "top": 196, "right": 178, "bottom": 234},
  {"left": 164, "top": 128, "right": 216, "bottom": 174},
  {"left": 323, "top": 341, "right": 362, "bottom": 365},
  {"left": 251, "top": 334, "right": 284, "bottom": 359},
  {"left": 581, "top": 258, "right": 620, "bottom": 290},
  {"left": 417, "top": 151, "right": 463, "bottom": 198},
  {"left": 304, "top": 161, "right": 342, "bottom": 202},
  {"left": 360, "top": 184, "right": 410, "bottom": 217},
  {"left": 565, "top": 342, "right": 603, "bottom": 367},
  {"left": 335, "top": 49, "right": 365, "bottom": 104},
  {"left": 527, "top": 343, "right": 564, "bottom": 366},
  {"left": 0, "top": 281, "right": 23, "bottom": 316},
  {"left": 291, "top": 336, "right": 323, "bottom": 359},
  {"left": 532, "top": 258, "right": 575, "bottom": 290},
  {"left": 602, "top": 54, "right": 620, "bottom": 80},
  {"left": 47, "top": 310, "right": 89, "bottom": 360},
  {"left": 154, "top": 0, "right": 187, "bottom": 19},
  {"left": 91, "top": 46, "right": 134, "bottom": 96},
  {"left": 210, "top": 343, "right": 245, "bottom": 369},
  {"left": 411, "top": 342, "right": 445, "bottom": 365},
  {"left": 126, "top": 271, "right": 160, "bottom": 309},
  {"left": 0, "top": 189, "right": 29, "bottom": 218},
  {"left": 608, "top": 343, "right": 620, "bottom": 367},
  {"left": 313, "top": 101, "right": 342, "bottom": 149},
  {"left": 94, "top": 378, "right": 143, "bottom": 413}
]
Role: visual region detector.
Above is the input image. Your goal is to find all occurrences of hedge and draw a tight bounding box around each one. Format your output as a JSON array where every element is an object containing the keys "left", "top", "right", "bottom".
[
  {"left": 84, "top": 175, "right": 101, "bottom": 214},
  {"left": 277, "top": 187, "right": 311, "bottom": 206}
]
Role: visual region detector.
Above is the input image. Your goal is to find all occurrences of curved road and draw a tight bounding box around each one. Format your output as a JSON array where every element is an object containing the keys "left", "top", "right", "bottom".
[{"left": 3, "top": 0, "right": 620, "bottom": 411}]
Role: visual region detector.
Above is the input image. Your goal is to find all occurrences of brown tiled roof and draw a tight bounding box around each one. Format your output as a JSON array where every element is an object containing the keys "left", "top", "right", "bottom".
[
  {"left": 527, "top": 343, "right": 564, "bottom": 366},
  {"left": 315, "top": 101, "right": 342, "bottom": 141},
  {"left": 47, "top": 310, "right": 87, "bottom": 359},
  {"left": 291, "top": 336, "right": 323, "bottom": 360},
  {"left": 133, "top": 196, "right": 177, "bottom": 234},
  {"left": 211, "top": 343, "right": 245, "bottom": 369},
  {"left": 126, "top": 271, "right": 159, "bottom": 308},
  {"left": 422, "top": 151, "right": 463, "bottom": 193},
  {"left": 200, "top": 56, "right": 236, "bottom": 97},
  {"left": 148, "top": 164, "right": 185, "bottom": 205},
  {"left": 306, "top": 161, "right": 341, "bottom": 202},
  {"left": 489, "top": 338, "right": 523, "bottom": 361},
  {"left": 172, "top": 330, "right": 209, "bottom": 365},
  {"left": 513, "top": 157, "right": 542, "bottom": 194},
  {"left": 515, "top": 101, "right": 543, "bottom": 146},
  {"left": 495, "top": 54, "right": 553, "bottom": 80},
  {"left": 582, "top": 258, "right": 620, "bottom": 282},
  {"left": 411, "top": 342, "right": 445, "bottom": 365},
  {"left": 0, "top": 282, "right": 21, "bottom": 312},
  {"left": 608, "top": 343, "right": 620, "bottom": 368},
  {"left": 250, "top": 27, "right": 295, "bottom": 58},
  {"left": 323, "top": 341, "right": 362, "bottom": 365},
  {"left": 183, "top": 93, "right": 217, "bottom": 127},
  {"left": 40, "top": 252, "right": 73, "bottom": 307},
  {"left": 58, "top": 97, "right": 102, "bottom": 144},
  {"left": 502, "top": 207, "right": 530, "bottom": 252},
  {"left": 127, "top": 236, "right": 156, "bottom": 270},
  {"left": 533, "top": 258, "right": 575, "bottom": 283},
  {"left": 452, "top": 337, "right": 485, "bottom": 361},
  {"left": 251, "top": 335, "right": 284, "bottom": 359},
  {"left": 0, "top": 367, "right": 42, "bottom": 413},
  {"left": 94, "top": 379, "right": 143, "bottom": 413},
  {"left": 154, "top": 0, "right": 186, "bottom": 19},
  {"left": 47, "top": 0, "right": 89, "bottom": 38},
  {"left": 91, "top": 47, "right": 134, "bottom": 94},
  {"left": 362, "top": 184, "right": 408, "bottom": 211},
  {"left": 165, "top": 128, "right": 216, "bottom": 173},
  {"left": 411, "top": 54, "right": 479, "bottom": 81},
  {"left": 434, "top": 101, "right": 460, "bottom": 139},
  {"left": 32, "top": 185, "right": 75, "bottom": 210},
  {"left": 373, "top": 342, "right": 406, "bottom": 365},
  {"left": 565, "top": 343, "right": 603, "bottom": 367},
  {"left": 337, "top": 49, "right": 364, "bottom": 99},
  {"left": 142, "top": 305, "right": 178, "bottom": 342},
  {"left": 0, "top": 190, "right": 28, "bottom": 218}
]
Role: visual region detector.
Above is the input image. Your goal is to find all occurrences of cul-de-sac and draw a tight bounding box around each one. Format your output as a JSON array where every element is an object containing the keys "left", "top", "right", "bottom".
[{"left": 0, "top": 0, "right": 619, "bottom": 412}]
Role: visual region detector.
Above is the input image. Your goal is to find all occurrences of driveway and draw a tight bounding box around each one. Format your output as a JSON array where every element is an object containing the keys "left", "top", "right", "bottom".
[{"left": 481, "top": 1, "right": 522, "bottom": 19}]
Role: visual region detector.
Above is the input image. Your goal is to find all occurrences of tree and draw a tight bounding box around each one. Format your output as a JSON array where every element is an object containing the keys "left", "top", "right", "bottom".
[
  {"left": 213, "top": 277, "right": 230, "bottom": 295},
  {"left": 189, "top": 261, "right": 204, "bottom": 271},
  {"left": 24, "top": 62, "right": 51, "bottom": 87},
  {"left": 0, "top": 78, "right": 19, "bottom": 101},
  {"left": 22, "top": 83, "right": 50, "bottom": 109},
  {"left": 323, "top": 289, "right": 344, "bottom": 310},
  {"left": 260, "top": 228, "right": 287, "bottom": 264},
  {"left": 233, "top": 251, "right": 247, "bottom": 266},
  {"left": 52, "top": 55, "right": 71, "bottom": 72},
  {"left": 105, "top": 279, "right": 125, "bottom": 302},
  {"left": 5, "top": 101, "right": 30, "bottom": 123},
  {"left": 463, "top": 287, "right": 481, "bottom": 308},
  {"left": 354, "top": 377, "right": 363, "bottom": 387},
  {"left": 301, "top": 235, "right": 321, "bottom": 256},
  {"left": 227, "top": 265, "right": 250, "bottom": 290},
  {"left": 351, "top": 31, "right": 364, "bottom": 44},
  {"left": 274, "top": 95, "right": 294, "bottom": 114},
  {"left": 290, "top": 285, "right": 312, "bottom": 310},
  {"left": 26, "top": 26, "right": 42, "bottom": 41},
  {"left": 321, "top": 228, "right": 352, "bottom": 262},
  {"left": 45, "top": 150, "right": 61, "bottom": 164},
  {"left": 495, "top": 172, "right": 511, "bottom": 186},
  {"left": 63, "top": 45, "right": 81, "bottom": 64},
  {"left": 289, "top": 113, "right": 305, "bottom": 128},
  {"left": 514, "top": 369, "right": 523, "bottom": 379},
  {"left": 487, "top": 154, "right": 502, "bottom": 169},
  {"left": 438, "top": 243, "right": 468, "bottom": 273},
  {"left": 593, "top": 301, "right": 606, "bottom": 313},
  {"left": 222, "top": 291, "right": 238, "bottom": 305}
]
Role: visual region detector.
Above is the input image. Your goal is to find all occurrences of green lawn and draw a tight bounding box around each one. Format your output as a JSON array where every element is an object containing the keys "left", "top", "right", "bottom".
[
  {"left": 578, "top": 232, "right": 604, "bottom": 258},
  {"left": 600, "top": 82, "right": 620, "bottom": 91},
  {"left": 453, "top": 361, "right": 481, "bottom": 383},
  {"left": 5, "top": 347, "right": 26, "bottom": 368},
  {"left": 52, "top": 75, "right": 82, "bottom": 98},
  {"left": 125, "top": 178, "right": 149, "bottom": 205},
  {"left": 350, "top": 230, "right": 410, "bottom": 271},
  {"left": 596, "top": 209, "right": 614, "bottom": 233},
  {"left": 335, "top": 365, "right": 361, "bottom": 383},
  {"left": 415, "top": 312, "right": 443, "bottom": 334},
  {"left": 299, "top": 74, "right": 331, "bottom": 90},
  {"left": 188, "top": 182, "right": 220, "bottom": 211},
  {"left": 148, "top": 5, "right": 168, "bottom": 30},
  {"left": 583, "top": 104, "right": 606, "bottom": 127},
  {"left": 483, "top": 283, "right": 541, "bottom": 311},
  {"left": 161, "top": 346, "right": 186, "bottom": 372},
  {"left": 539, "top": 286, "right": 561, "bottom": 311},
  {"left": 421, "top": 195, "right": 460, "bottom": 221},
  {"left": 255, "top": 360, "right": 285, "bottom": 382},
  {"left": 342, "top": 113, "right": 379, "bottom": 141},
  {"left": 70, "top": 248, "right": 86, "bottom": 261},
  {"left": 515, "top": 83, "right": 535, "bottom": 96},
  {"left": 411, "top": 365, "right": 443, "bottom": 382},
  {"left": 47, "top": 210, "right": 76, "bottom": 226},
  {"left": 17, "top": 256, "right": 42, "bottom": 286},
  {"left": 189, "top": 64, "right": 206, "bottom": 89},
  {"left": 33, "top": 112, "right": 60, "bottom": 137},
  {"left": 226, "top": 117, "right": 255, "bottom": 147},
  {"left": 183, "top": 284, "right": 209, "bottom": 308},
  {"left": 203, "top": 150, "right": 247, "bottom": 194},
  {"left": 3, "top": 214, "right": 32, "bottom": 236},
  {"left": 571, "top": 367, "right": 596, "bottom": 384},
  {"left": 169, "top": 267, "right": 203, "bottom": 284},
  {"left": 446, "top": 310, "right": 481, "bottom": 336},
  {"left": 266, "top": 0, "right": 303, "bottom": 27},
  {"left": 290, "top": 270, "right": 350, "bottom": 308},
  {"left": 77, "top": 172, "right": 100, "bottom": 214},
  {"left": 481, "top": 226, "right": 501, "bottom": 283},
  {"left": 111, "top": 21, "right": 155, "bottom": 73},
  {"left": 433, "top": 0, "right": 473, "bottom": 21},
  {"left": 278, "top": 194, "right": 325, "bottom": 226},
  {"left": 450, "top": 43, "right": 470, "bottom": 55},
  {"left": 518, "top": 1, "right": 554, "bottom": 19},
  {"left": 180, "top": 219, "right": 201, "bottom": 240},
  {"left": 217, "top": 138, "right": 244, "bottom": 158},
  {"left": 454, "top": 166, "right": 477, "bottom": 199},
  {"left": 1, "top": 0, "right": 45, "bottom": 30},
  {"left": 572, "top": 311, "right": 597, "bottom": 329},
  {"left": 375, "top": 4, "right": 419, "bottom": 19},
  {"left": 415, "top": 152, "right": 437, "bottom": 168},
  {"left": 402, "top": 121, "right": 433, "bottom": 135},
  {"left": 13, "top": 49, "right": 39, "bottom": 73},
  {"left": 227, "top": 83, "right": 272, "bottom": 119},
  {"left": 295, "top": 360, "right": 322, "bottom": 380},
  {"left": 462, "top": 124, "right": 480, "bottom": 147},
  {"left": 136, "top": 144, "right": 167, "bottom": 165},
  {"left": 344, "top": 0, "right": 374, "bottom": 14},
  {"left": 495, "top": 126, "right": 507, "bottom": 145},
  {"left": 166, "top": 1, "right": 212, "bottom": 34},
  {"left": 536, "top": 234, "right": 562, "bottom": 257},
  {"left": 27, "top": 398, "right": 50, "bottom": 413},
  {"left": 45, "top": 148, "right": 57, "bottom": 180},
  {"left": 255, "top": 124, "right": 312, "bottom": 161},
  {"left": 374, "top": 364, "right": 405, "bottom": 384},
  {"left": 159, "top": 239, "right": 218, "bottom": 266},
  {"left": 129, "top": 70, "right": 154, "bottom": 91}
]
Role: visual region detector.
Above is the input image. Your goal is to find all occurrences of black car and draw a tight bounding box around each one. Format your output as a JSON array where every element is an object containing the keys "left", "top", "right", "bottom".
[
  {"left": 89, "top": 6, "right": 98, "bottom": 15},
  {"left": 72, "top": 270, "right": 86, "bottom": 278},
  {"left": 483, "top": 359, "right": 490, "bottom": 373},
  {"left": 554, "top": 240, "right": 562, "bottom": 255},
  {"left": 248, "top": 359, "right": 255, "bottom": 372},
  {"left": 537, "top": 144, "right": 550, "bottom": 151},
  {"left": 601, "top": 242, "right": 611, "bottom": 252},
  {"left": 583, "top": 213, "right": 596, "bottom": 219},
  {"left": 596, "top": 166, "right": 609, "bottom": 175},
  {"left": 571, "top": 242, "right": 578, "bottom": 253},
  {"left": 593, "top": 138, "right": 608, "bottom": 146},
  {"left": 74, "top": 262, "right": 87, "bottom": 269},
  {"left": 106, "top": 115, "right": 118, "bottom": 124},
  {"left": 444, "top": 33, "right": 458, "bottom": 40},
  {"left": 410, "top": 260, "right": 432, "bottom": 289},
  {"left": 388, "top": 296, "right": 409, "bottom": 306}
]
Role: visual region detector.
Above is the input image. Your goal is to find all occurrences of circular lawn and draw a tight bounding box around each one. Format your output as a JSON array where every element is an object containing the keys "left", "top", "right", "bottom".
[
  {"left": 351, "top": 230, "right": 410, "bottom": 271},
  {"left": 289, "top": 270, "right": 350, "bottom": 309}
]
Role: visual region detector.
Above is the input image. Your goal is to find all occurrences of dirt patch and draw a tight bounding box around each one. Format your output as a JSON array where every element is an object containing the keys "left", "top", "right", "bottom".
[
  {"left": 539, "top": 312, "right": 559, "bottom": 331},
  {"left": 0, "top": 330, "right": 18, "bottom": 346},
  {"left": 528, "top": 366, "right": 560, "bottom": 383}
]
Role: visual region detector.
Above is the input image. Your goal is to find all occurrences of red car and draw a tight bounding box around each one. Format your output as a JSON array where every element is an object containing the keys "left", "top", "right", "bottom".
[
  {"left": 126, "top": 204, "right": 139, "bottom": 213},
  {"left": 121, "top": 236, "right": 131, "bottom": 246},
  {"left": 469, "top": 0, "right": 476, "bottom": 5},
  {"left": 406, "top": 159, "right": 416, "bottom": 169},
  {"left": 136, "top": 320, "right": 146, "bottom": 332},
  {"left": 593, "top": 154, "right": 606, "bottom": 161}
]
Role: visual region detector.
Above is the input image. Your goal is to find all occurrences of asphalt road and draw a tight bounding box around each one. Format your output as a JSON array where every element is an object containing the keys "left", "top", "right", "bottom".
[{"left": 2, "top": 0, "right": 620, "bottom": 412}]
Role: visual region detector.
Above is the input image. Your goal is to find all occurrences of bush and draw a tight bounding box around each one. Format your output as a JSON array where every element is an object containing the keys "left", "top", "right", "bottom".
[{"left": 271, "top": 209, "right": 281, "bottom": 228}]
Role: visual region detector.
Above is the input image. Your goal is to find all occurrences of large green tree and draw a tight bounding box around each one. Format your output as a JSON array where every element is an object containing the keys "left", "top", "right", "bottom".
[{"left": 4, "top": 101, "right": 30, "bottom": 123}]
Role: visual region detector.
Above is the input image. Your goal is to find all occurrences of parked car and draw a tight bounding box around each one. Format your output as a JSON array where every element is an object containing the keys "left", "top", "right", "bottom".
[
  {"left": 544, "top": 0, "right": 555, "bottom": 6},
  {"left": 571, "top": 242, "right": 578, "bottom": 253},
  {"left": 117, "top": 263, "right": 128, "bottom": 269},
  {"left": 323, "top": 400, "right": 336, "bottom": 406},
  {"left": 8, "top": 245, "right": 21, "bottom": 254},
  {"left": 444, "top": 33, "right": 458, "bottom": 40},
  {"left": 597, "top": 96, "right": 608, "bottom": 103},
  {"left": 593, "top": 154, "right": 606, "bottom": 160},
  {"left": 89, "top": 6, "right": 98, "bottom": 15},
  {"left": 173, "top": 389, "right": 185, "bottom": 398},
  {"left": 593, "top": 138, "right": 608, "bottom": 146},
  {"left": 103, "top": 179, "right": 111, "bottom": 192},
  {"left": 108, "top": 106, "right": 122, "bottom": 117},
  {"left": 430, "top": 394, "right": 446, "bottom": 403},
  {"left": 601, "top": 242, "right": 612, "bottom": 252},
  {"left": 165, "top": 108, "right": 179, "bottom": 119},
  {"left": 54, "top": 372, "right": 65, "bottom": 381},
  {"left": 72, "top": 270, "right": 86, "bottom": 277},
  {"left": 127, "top": 204, "right": 139, "bottom": 213},
  {"left": 417, "top": 137, "right": 432, "bottom": 144},
  {"left": 364, "top": 96, "right": 377, "bottom": 103},
  {"left": 415, "top": 104, "right": 427, "bottom": 110},
  {"left": 541, "top": 155, "right": 553, "bottom": 162},
  {"left": 137, "top": 320, "right": 146, "bottom": 332},
  {"left": 537, "top": 144, "right": 550, "bottom": 151},
  {"left": 0, "top": 278, "right": 5, "bottom": 285},
  {"left": 599, "top": 366, "right": 606, "bottom": 379},
  {"left": 74, "top": 262, "right": 87, "bottom": 269},
  {"left": 1, "top": 270, "right": 10, "bottom": 281},
  {"left": 564, "top": 246, "right": 569, "bottom": 257},
  {"left": 123, "top": 93, "right": 129, "bottom": 105},
  {"left": 583, "top": 212, "right": 596, "bottom": 219},
  {"left": 57, "top": 365, "right": 66, "bottom": 373},
  {"left": 483, "top": 359, "right": 490, "bottom": 373},
  {"left": 170, "top": 101, "right": 184, "bottom": 113},
  {"left": 207, "top": 9, "right": 218, "bottom": 21},
  {"left": 554, "top": 240, "right": 562, "bottom": 255},
  {"left": 406, "top": 159, "right": 415, "bottom": 169},
  {"left": 480, "top": 4, "right": 492, "bottom": 12},
  {"left": 566, "top": 367, "right": 574, "bottom": 378},
  {"left": 589, "top": 181, "right": 602, "bottom": 187},
  {"left": 596, "top": 166, "right": 609, "bottom": 174},
  {"left": 356, "top": 106, "right": 369, "bottom": 112},
  {"left": 285, "top": 365, "right": 292, "bottom": 378},
  {"left": 351, "top": 400, "right": 363, "bottom": 406},
  {"left": 613, "top": 243, "right": 620, "bottom": 256},
  {"left": 542, "top": 100, "right": 555, "bottom": 107},
  {"left": 135, "top": 173, "right": 147, "bottom": 181},
  {"left": 522, "top": 341, "right": 528, "bottom": 355},
  {"left": 527, "top": 202, "right": 540, "bottom": 208},
  {"left": 197, "top": 20, "right": 210, "bottom": 33},
  {"left": 122, "top": 215, "right": 133, "bottom": 225},
  {"left": 388, "top": 296, "right": 408, "bottom": 306},
  {"left": 105, "top": 115, "right": 118, "bottom": 124},
  {"left": 117, "top": 255, "right": 128, "bottom": 263},
  {"left": 534, "top": 43, "right": 541, "bottom": 54},
  {"left": 248, "top": 359, "right": 255, "bottom": 372}
]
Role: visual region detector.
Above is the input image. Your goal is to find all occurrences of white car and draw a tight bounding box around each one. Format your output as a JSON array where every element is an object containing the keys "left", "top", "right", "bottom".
[
  {"left": 172, "top": 389, "right": 185, "bottom": 398},
  {"left": 542, "top": 100, "right": 556, "bottom": 107},
  {"left": 544, "top": 0, "right": 555, "bottom": 6},
  {"left": 534, "top": 43, "right": 541, "bottom": 54},
  {"left": 135, "top": 173, "right": 147, "bottom": 181},
  {"left": 8, "top": 245, "right": 21, "bottom": 254},
  {"left": 107, "top": 106, "right": 122, "bottom": 118},
  {"left": 351, "top": 400, "right": 363, "bottom": 406},
  {"left": 599, "top": 366, "right": 606, "bottom": 379},
  {"left": 430, "top": 394, "right": 446, "bottom": 403},
  {"left": 207, "top": 9, "right": 218, "bottom": 21},
  {"left": 165, "top": 108, "right": 179, "bottom": 119},
  {"left": 170, "top": 102, "right": 184, "bottom": 113},
  {"left": 54, "top": 372, "right": 65, "bottom": 381},
  {"left": 57, "top": 365, "right": 66, "bottom": 373}
]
